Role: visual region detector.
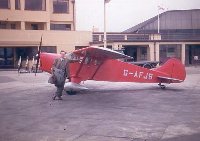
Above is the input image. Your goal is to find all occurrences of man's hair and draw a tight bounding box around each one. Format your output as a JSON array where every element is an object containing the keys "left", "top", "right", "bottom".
[{"left": 60, "top": 50, "right": 66, "bottom": 54}]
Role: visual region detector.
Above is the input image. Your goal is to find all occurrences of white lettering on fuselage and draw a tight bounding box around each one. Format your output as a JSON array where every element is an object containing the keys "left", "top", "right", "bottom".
[{"left": 123, "top": 69, "right": 153, "bottom": 80}]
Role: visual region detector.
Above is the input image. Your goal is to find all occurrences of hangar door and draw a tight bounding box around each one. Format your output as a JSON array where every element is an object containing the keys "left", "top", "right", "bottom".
[
  {"left": 159, "top": 44, "right": 181, "bottom": 64},
  {"left": 123, "top": 45, "right": 148, "bottom": 62}
]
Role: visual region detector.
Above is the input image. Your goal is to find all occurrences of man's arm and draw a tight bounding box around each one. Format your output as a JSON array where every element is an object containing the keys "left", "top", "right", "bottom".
[
  {"left": 51, "top": 58, "right": 58, "bottom": 73},
  {"left": 69, "top": 59, "right": 80, "bottom": 63}
]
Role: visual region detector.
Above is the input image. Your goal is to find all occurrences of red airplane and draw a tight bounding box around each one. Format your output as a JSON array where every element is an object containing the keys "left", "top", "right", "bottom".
[{"left": 36, "top": 46, "right": 186, "bottom": 95}]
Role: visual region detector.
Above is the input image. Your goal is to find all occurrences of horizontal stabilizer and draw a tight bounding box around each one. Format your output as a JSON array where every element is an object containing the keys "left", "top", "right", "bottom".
[{"left": 157, "top": 76, "right": 184, "bottom": 82}]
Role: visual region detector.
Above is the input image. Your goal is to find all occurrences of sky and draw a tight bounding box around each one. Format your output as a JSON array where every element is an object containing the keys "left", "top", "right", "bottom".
[{"left": 76, "top": 0, "right": 200, "bottom": 32}]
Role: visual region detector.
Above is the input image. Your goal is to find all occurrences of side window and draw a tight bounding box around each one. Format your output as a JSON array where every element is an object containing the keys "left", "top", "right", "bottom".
[
  {"left": 0, "top": 0, "right": 10, "bottom": 9},
  {"left": 15, "top": 0, "right": 20, "bottom": 10},
  {"left": 25, "top": 0, "right": 46, "bottom": 11},
  {"left": 53, "top": 0, "right": 69, "bottom": 13}
]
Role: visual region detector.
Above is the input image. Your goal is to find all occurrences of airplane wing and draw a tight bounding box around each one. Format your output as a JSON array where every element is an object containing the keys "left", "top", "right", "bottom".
[
  {"left": 69, "top": 46, "right": 132, "bottom": 83},
  {"left": 73, "top": 46, "right": 132, "bottom": 60}
]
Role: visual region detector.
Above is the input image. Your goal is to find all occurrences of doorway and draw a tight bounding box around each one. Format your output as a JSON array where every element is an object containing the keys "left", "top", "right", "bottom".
[
  {"left": 159, "top": 44, "right": 181, "bottom": 64},
  {"left": 124, "top": 46, "right": 137, "bottom": 61},
  {"left": 186, "top": 45, "right": 200, "bottom": 65},
  {"left": 0, "top": 48, "right": 14, "bottom": 68}
]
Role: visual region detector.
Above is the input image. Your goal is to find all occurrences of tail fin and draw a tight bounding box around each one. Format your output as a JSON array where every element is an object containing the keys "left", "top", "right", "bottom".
[{"left": 155, "top": 58, "right": 186, "bottom": 82}]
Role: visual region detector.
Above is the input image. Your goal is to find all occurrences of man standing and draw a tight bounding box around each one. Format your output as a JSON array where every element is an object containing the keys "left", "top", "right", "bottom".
[{"left": 52, "top": 50, "right": 70, "bottom": 100}]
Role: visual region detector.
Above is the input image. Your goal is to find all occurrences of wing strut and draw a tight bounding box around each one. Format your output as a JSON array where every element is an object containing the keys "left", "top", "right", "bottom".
[
  {"left": 75, "top": 56, "right": 87, "bottom": 77},
  {"left": 90, "top": 61, "right": 104, "bottom": 80}
]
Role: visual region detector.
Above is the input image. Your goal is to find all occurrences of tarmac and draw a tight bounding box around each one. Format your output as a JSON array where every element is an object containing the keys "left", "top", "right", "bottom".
[{"left": 0, "top": 67, "right": 200, "bottom": 141}]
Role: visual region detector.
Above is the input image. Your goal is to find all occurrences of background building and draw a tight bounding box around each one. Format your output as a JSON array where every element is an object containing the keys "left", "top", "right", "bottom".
[
  {"left": 0, "top": 0, "right": 92, "bottom": 68},
  {"left": 91, "top": 9, "right": 200, "bottom": 65},
  {"left": 1, "top": 2, "right": 200, "bottom": 69}
]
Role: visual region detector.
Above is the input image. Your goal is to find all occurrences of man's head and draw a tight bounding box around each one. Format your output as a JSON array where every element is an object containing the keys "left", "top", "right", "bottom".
[{"left": 60, "top": 50, "right": 66, "bottom": 58}]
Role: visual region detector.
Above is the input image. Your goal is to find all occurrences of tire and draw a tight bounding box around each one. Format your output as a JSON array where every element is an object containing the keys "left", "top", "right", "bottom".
[
  {"left": 66, "top": 90, "right": 77, "bottom": 95},
  {"left": 160, "top": 85, "right": 166, "bottom": 89}
]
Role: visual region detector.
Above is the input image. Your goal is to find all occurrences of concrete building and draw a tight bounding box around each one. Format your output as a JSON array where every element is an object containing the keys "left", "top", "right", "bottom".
[
  {"left": 0, "top": 0, "right": 92, "bottom": 68},
  {"left": 91, "top": 9, "right": 200, "bottom": 65}
]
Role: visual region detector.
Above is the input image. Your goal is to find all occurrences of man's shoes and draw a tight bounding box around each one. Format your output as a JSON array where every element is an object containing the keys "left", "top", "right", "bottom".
[
  {"left": 52, "top": 95, "right": 62, "bottom": 100},
  {"left": 58, "top": 97, "right": 63, "bottom": 100},
  {"left": 52, "top": 95, "right": 56, "bottom": 100}
]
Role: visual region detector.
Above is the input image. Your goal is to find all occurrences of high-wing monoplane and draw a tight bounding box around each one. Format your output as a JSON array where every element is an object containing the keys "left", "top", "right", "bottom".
[{"left": 35, "top": 46, "right": 186, "bottom": 95}]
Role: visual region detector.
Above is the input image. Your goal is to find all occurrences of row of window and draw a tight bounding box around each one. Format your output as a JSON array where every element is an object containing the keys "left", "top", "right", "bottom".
[
  {"left": 0, "top": 21, "right": 71, "bottom": 31},
  {"left": 50, "top": 23, "right": 71, "bottom": 30},
  {"left": 0, "top": 22, "right": 17, "bottom": 29},
  {"left": 0, "top": 0, "right": 69, "bottom": 13}
]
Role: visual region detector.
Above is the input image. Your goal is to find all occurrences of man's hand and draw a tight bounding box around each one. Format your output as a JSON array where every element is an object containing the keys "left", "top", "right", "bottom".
[{"left": 69, "top": 59, "right": 80, "bottom": 63}]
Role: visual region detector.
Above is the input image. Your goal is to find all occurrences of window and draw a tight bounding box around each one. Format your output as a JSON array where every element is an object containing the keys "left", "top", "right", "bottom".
[
  {"left": 41, "top": 46, "right": 57, "bottom": 53},
  {"left": 53, "top": 0, "right": 69, "bottom": 13},
  {"left": 15, "top": 0, "right": 20, "bottom": 10},
  {"left": 11, "top": 24, "right": 16, "bottom": 29},
  {"left": 140, "top": 47, "right": 147, "bottom": 60},
  {"left": 25, "top": 0, "right": 46, "bottom": 11},
  {"left": 31, "top": 24, "right": 38, "bottom": 30},
  {"left": 50, "top": 24, "right": 71, "bottom": 30},
  {"left": 0, "top": 22, "right": 6, "bottom": 29},
  {"left": 159, "top": 44, "right": 181, "bottom": 63},
  {"left": 16, "top": 47, "right": 38, "bottom": 60},
  {"left": 0, "top": 21, "right": 20, "bottom": 29},
  {"left": 168, "top": 47, "right": 175, "bottom": 53},
  {"left": 0, "top": 48, "right": 14, "bottom": 68},
  {"left": 25, "top": 22, "right": 45, "bottom": 30},
  {"left": 0, "top": 0, "right": 10, "bottom": 9},
  {"left": 167, "top": 47, "right": 175, "bottom": 58}
]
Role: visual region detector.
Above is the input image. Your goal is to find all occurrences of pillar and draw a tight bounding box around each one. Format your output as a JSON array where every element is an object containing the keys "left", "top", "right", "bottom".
[
  {"left": 10, "top": 0, "right": 15, "bottom": 10},
  {"left": 21, "top": 21, "right": 25, "bottom": 30},
  {"left": 21, "top": 0, "right": 25, "bottom": 10},
  {"left": 181, "top": 43, "right": 186, "bottom": 65},
  {"left": 46, "top": 22, "right": 50, "bottom": 30},
  {"left": 148, "top": 43, "right": 155, "bottom": 61},
  {"left": 155, "top": 42, "right": 160, "bottom": 61}
]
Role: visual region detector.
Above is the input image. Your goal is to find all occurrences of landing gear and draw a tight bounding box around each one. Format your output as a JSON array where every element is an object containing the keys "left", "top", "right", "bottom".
[
  {"left": 158, "top": 83, "right": 166, "bottom": 89},
  {"left": 66, "top": 90, "right": 77, "bottom": 95}
]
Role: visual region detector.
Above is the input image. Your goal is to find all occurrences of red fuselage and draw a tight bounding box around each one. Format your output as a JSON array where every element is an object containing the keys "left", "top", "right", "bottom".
[{"left": 40, "top": 52, "right": 186, "bottom": 84}]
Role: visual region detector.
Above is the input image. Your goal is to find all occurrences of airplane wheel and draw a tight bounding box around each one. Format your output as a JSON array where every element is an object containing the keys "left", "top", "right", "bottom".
[
  {"left": 158, "top": 83, "right": 166, "bottom": 90},
  {"left": 66, "top": 90, "right": 77, "bottom": 95},
  {"left": 160, "top": 85, "right": 166, "bottom": 89}
]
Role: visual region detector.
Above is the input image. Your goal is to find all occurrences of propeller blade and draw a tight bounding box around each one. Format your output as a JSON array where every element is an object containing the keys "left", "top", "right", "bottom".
[
  {"left": 17, "top": 56, "right": 22, "bottom": 74},
  {"left": 35, "top": 35, "right": 43, "bottom": 76}
]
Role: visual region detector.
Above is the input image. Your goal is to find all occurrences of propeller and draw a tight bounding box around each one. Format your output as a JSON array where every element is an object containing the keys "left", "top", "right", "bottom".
[
  {"left": 17, "top": 56, "right": 22, "bottom": 75},
  {"left": 35, "top": 35, "right": 43, "bottom": 76}
]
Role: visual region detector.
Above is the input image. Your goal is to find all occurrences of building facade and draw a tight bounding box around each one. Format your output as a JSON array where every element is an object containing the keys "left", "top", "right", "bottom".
[
  {"left": 91, "top": 9, "right": 200, "bottom": 66},
  {"left": 0, "top": 0, "right": 92, "bottom": 68}
]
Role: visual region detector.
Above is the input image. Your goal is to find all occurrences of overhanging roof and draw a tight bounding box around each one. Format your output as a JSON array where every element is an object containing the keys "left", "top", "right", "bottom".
[{"left": 123, "top": 9, "right": 200, "bottom": 33}]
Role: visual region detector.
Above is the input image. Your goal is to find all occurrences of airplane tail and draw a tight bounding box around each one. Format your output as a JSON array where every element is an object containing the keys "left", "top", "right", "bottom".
[{"left": 154, "top": 58, "right": 186, "bottom": 82}]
